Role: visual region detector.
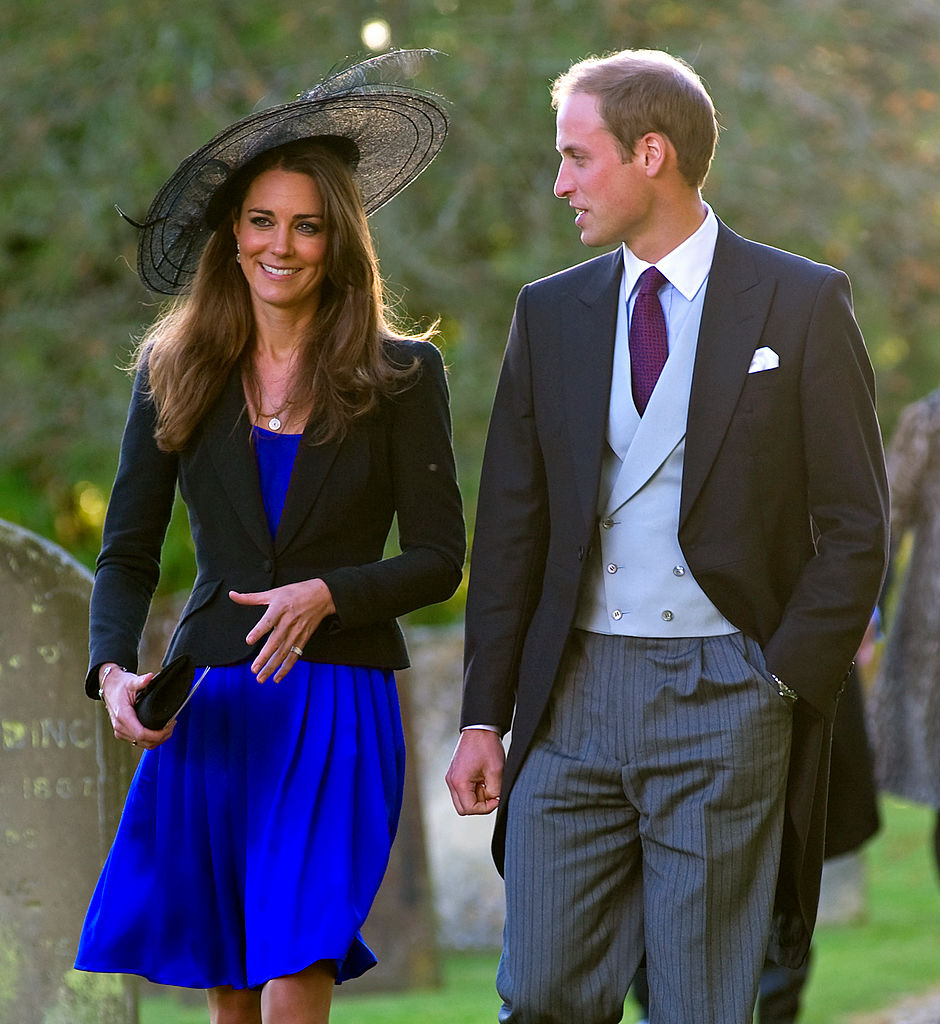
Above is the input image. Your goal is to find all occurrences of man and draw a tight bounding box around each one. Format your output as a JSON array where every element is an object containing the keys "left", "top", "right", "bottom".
[{"left": 446, "top": 49, "right": 888, "bottom": 1024}]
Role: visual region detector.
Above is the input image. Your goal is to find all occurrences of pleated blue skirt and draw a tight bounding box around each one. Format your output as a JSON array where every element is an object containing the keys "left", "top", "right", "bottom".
[{"left": 75, "top": 658, "right": 405, "bottom": 989}]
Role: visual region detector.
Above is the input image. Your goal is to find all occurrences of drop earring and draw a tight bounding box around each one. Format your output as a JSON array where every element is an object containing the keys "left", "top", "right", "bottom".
[{"left": 235, "top": 242, "right": 241, "bottom": 265}]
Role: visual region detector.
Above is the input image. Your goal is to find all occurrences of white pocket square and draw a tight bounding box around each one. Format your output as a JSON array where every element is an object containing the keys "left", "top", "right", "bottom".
[{"left": 748, "top": 346, "right": 779, "bottom": 373}]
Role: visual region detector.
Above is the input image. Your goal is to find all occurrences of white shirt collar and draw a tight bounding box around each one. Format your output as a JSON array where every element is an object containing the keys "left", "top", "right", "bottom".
[{"left": 621, "top": 204, "right": 718, "bottom": 301}]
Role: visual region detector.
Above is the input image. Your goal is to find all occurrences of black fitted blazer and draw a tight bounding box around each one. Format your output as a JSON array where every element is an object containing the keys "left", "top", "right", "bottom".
[
  {"left": 87, "top": 339, "right": 465, "bottom": 695},
  {"left": 461, "top": 222, "right": 889, "bottom": 966}
]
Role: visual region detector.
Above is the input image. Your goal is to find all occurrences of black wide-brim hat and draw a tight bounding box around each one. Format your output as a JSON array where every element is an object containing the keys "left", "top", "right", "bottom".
[{"left": 127, "top": 49, "right": 448, "bottom": 294}]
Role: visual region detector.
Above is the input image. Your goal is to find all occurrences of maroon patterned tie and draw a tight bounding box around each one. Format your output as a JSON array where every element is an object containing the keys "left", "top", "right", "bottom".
[{"left": 629, "top": 266, "right": 668, "bottom": 415}]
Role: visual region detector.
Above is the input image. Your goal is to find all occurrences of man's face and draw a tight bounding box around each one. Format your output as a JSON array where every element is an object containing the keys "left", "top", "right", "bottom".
[{"left": 554, "top": 92, "right": 652, "bottom": 249}]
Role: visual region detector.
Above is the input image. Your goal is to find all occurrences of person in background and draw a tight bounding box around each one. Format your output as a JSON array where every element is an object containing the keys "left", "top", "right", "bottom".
[
  {"left": 447, "top": 47, "right": 887, "bottom": 1024},
  {"left": 869, "top": 386, "right": 940, "bottom": 882},
  {"left": 75, "top": 51, "right": 464, "bottom": 1024}
]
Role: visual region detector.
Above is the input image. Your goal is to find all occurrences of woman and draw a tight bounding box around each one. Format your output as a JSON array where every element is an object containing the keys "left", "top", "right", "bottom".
[
  {"left": 868, "top": 386, "right": 940, "bottom": 881},
  {"left": 75, "top": 51, "right": 464, "bottom": 1024}
]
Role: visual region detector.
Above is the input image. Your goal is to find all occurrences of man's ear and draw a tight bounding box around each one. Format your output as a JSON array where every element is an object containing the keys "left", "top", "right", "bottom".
[{"left": 637, "top": 132, "right": 668, "bottom": 175}]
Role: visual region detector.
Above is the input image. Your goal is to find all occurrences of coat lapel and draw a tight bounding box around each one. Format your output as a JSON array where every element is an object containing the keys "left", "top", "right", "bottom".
[
  {"left": 204, "top": 370, "right": 272, "bottom": 557},
  {"left": 273, "top": 422, "right": 342, "bottom": 555},
  {"left": 202, "top": 367, "right": 345, "bottom": 558},
  {"left": 680, "top": 224, "right": 778, "bottom": 527},
  {"left": 562, "top": 250, "right": 622, "bottom": 531}
]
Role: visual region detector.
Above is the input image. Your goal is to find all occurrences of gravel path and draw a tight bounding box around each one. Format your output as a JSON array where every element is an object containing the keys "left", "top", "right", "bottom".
[{"left": 848, "top": 989, "right": 940, "bottom": 1024}]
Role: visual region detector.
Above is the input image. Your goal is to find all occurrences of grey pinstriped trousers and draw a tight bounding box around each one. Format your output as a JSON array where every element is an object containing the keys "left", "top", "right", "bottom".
[{"left": 497, "top": 630, "right": 793, "bottom": 1024}]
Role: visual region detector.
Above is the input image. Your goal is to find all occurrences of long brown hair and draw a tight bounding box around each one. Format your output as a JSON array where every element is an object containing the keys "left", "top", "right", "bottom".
[{"left": 138, "top": 138, "right": 428, "bottom": 452}]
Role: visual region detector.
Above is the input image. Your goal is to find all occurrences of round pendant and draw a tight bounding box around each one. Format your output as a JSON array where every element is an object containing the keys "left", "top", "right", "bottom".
[{"left": 268, "top": 416, "right": 281, "bottom": 431}]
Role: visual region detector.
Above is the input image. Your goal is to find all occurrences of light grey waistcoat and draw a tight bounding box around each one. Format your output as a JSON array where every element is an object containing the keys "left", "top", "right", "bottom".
[{"left": 574, "top": 271, "right": 736, "bottom": 638}]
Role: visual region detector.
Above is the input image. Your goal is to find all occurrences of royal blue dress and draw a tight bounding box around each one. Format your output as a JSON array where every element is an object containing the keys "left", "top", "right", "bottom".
[{"left": 76, "top": 427, "right": 406, "bottom": 989}]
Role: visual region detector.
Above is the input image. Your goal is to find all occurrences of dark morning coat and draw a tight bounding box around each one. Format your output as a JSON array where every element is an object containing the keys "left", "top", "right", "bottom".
[
  {"left": 461, "top": 221, "right": 889, "bottom": 967},
  {"left": 86, "top": 339, "right": 465, "bottom": 695}
]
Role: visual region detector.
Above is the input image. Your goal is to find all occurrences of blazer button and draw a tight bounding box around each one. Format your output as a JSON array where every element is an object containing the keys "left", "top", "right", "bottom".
[
  {"left": 673, "top": 565, "right": 686, "bottom": 577},
  {"left": 661, "top": 609, "right": 674, "bottom": 622},
  {"left": 262, "top": 559, "right": 273, "bottom": 573}
]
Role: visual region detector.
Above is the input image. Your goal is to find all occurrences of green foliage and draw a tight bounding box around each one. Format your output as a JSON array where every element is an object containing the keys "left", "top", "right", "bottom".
[{"left": 4, "top": 0, "right": 940, "bottom": 600}]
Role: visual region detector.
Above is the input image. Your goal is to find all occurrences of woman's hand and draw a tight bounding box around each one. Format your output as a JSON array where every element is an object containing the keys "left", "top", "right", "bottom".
[
  {"left": 98, "top": 663, "right": 177, "bottom": 750},
  {"left": 228, "top": 579, "right": 336, "bottom": 683}
]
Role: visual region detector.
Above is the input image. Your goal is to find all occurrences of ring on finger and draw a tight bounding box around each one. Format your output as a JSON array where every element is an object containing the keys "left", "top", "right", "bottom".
[{"left": 290, "top": 645, "right": 303, "bottom": 656}]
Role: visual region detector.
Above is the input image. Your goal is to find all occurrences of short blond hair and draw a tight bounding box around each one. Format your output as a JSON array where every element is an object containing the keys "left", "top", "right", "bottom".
[{"left": 552, "top": 49, "right": 718, "bottom": 189}]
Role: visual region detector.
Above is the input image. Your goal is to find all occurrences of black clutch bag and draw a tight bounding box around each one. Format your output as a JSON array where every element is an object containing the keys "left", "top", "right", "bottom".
[{"left": 135, "top": 654, "right": 203, "bottom": 730}]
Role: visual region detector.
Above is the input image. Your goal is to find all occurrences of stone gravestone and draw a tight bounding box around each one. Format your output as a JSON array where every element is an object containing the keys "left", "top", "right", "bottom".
[
  {"left": 0, "top": 519, "right": 137, "bottom": 1023},
  {"left": 402, "top": 625, "right": 505, "bottom": 952}
]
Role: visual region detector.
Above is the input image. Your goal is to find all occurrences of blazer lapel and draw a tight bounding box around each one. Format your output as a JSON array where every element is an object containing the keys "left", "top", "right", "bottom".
[
  {"left": 202, "top": 367, "right": 346, "bottom": 558},
  {"left": 204, "top": 370, "right": 272, "bottom": 557},
  {"left": 679, "top": 223, "right": 778, "bottom": 527},
  {"left": 562, "top": 250, "right": 622, "bottom": 531},
  {"left": 273, "top": 422, "right": 342, "bottom": 555}
]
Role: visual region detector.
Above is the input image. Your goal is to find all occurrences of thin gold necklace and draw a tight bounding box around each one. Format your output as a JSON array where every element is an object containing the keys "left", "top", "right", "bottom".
[{"left": 253, "top": 370, "right": 293, "bottom": 432}]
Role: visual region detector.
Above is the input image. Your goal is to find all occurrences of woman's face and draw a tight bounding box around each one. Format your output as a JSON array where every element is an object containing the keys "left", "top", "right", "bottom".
[{"left": 232, "top": 168, "right": 329, "bottom": 319}]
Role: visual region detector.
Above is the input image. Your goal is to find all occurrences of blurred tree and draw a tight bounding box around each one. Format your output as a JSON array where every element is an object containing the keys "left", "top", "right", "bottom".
[{"left": 2, "top": 0, "right": 939, "bottom": 597}]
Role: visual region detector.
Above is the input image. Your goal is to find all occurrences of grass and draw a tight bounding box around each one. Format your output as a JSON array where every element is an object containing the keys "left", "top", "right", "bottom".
[
  {"left": 799, "top": 798, "right": 940, "bottom": 1024},
  {"left": 140, "top": 798, "right": 939, "bottom": 1024}
]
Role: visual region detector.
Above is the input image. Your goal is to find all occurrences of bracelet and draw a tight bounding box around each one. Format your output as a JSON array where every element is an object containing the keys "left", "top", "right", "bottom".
[{"left": 97, "top": 663, "right": 124, "bottom": 700}]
